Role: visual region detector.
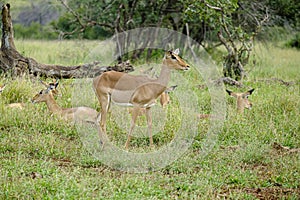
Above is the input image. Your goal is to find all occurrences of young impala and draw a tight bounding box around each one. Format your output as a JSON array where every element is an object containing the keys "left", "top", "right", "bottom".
[
  {"left": 159, "top": 85, "right": 177, "bottom": 108},
  {"left": 226, "top": 88, "right": 255, "bottom": 114},
  {"left": 93, "top": 49, "right": 190, "bottom": 149},
  {"left": 0, "top": 84, "right": 25, "bottom": 109},
  {"left": 197, "top": 88, "right": 255, "bottom": 119},
  {"left": 127, "top": 85, "right": 177, "bottom": 117},
  {"left": 32, "top": 81, "right": 98, "bottom": 124}
]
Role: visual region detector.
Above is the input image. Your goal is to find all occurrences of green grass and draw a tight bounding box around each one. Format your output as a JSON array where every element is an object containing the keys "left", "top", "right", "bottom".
[{"left": 0, "top": 40, "right": 299, "bottom": 199}]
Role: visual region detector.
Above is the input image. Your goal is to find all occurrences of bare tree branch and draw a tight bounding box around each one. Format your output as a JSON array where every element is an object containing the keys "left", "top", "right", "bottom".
[
  {"left": 217, "top": 31, "right": 232, "bottom": 55},
  {"left": 204, "top": 2, "right": 222, "bottom": 12}
]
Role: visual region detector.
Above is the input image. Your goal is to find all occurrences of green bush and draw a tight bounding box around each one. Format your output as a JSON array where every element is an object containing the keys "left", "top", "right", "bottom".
[
  {"left": 286, "top": 33, "right": 300, "bottom": 49},
  {"left": 51, "top": 15, "right": 112, "bottom": 40},
  {"left": 14, "top": 22, "right": 58, "bottom": 40}
]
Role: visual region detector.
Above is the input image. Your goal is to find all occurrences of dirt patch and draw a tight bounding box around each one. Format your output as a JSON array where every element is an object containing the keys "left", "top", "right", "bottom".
[
  {"left": 217, "top": 186, "right": 299, "bottom": 199},
  {"left": 245, "top": 187, "right": 299, "bottom": 199},
  {"left": 55, "top": 158, "right": 74, "bottom": 167},
  {"left": 272, "top": 142, "right": 300, "bottom": 154}
]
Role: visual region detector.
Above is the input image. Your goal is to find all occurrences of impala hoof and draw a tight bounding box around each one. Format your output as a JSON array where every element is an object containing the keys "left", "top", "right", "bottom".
[{"left": 99, "top": 140, "right": 104, "bottom": 150}]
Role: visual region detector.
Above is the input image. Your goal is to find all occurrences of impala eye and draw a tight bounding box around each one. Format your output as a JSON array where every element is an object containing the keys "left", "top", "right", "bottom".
[{"left": 171, "top": 54, "right": 177, "bottom": 60}]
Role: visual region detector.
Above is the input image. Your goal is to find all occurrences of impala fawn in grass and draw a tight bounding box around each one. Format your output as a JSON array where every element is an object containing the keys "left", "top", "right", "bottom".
[
  {"left": 197, "top": 88, "right": 255, "bottom": 119},
  {"left": 32, "top": 80, "right": 98, "bottom": 124},
  {"left": 226, "top": 88, "right": 255, "bottom": 114},
  {"left": 93, "top": 49, "right": 190, "bottom": 149},
  {"left": 0, "top": 79, "right": 62, "bottom": 109},
  {"left": 0, "top": 84, "right": 26, "bottom": 109}
]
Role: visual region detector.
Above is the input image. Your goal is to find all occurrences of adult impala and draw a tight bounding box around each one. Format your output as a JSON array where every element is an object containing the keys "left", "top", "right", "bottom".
[{"left": 93, "top": 49, "right": 190, "bottom": 149}]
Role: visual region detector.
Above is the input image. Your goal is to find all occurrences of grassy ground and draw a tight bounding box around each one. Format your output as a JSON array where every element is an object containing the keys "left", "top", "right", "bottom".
[{"left": 0, "top": 40, "right": 299, "bottom": 199}]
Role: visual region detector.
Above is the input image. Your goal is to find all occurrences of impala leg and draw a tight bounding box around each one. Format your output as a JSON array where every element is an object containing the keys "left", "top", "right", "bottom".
[
  {"left": 125, "top": 106, "right": 139, "bottom": 149},
  {"left": 98, "top": 95, "right": 110, "bottom": 144},
  {"left": 96, "top": 113, "right": 105, "bottom": 150},
  {"left": 100, "top": 108, "right": 107, "bottom": 134},
  {"left": 145, "top": 107, "right": 153, "bottom": 147}
]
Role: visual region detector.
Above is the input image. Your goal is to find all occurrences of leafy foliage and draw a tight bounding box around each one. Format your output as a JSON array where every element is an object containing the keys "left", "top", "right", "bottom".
[
  {"left": 11, "top": 0, "right": 299, "bottom": 41},
  {"left": 183, "top": 0, "right": 270, "bottom": 80},
  {"left": 14, "top": 23, "right": 58, "bottom": 40},
  {"left": 52, "top": 0, "right": 184, "bottom": 39},
  {"left": 286, "top": 33, "right": 300, "bottom": 49},
  {"left": 267, "top": 0, "right": 300, "bottom": 28}
]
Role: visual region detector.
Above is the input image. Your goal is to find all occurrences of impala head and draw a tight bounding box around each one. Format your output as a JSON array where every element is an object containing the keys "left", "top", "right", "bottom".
[
  {"left": 31, "top": 88, "right": 51, "bottom": 103},
  {"left": 226, "top": 88, "right": 255, "bottom": 113},
  {"left": 32, "top": 80, "right": 59, "bottom": 103},
  {"left": 39, "top": 79, "right": 59, "bottom": 96},
  {"left": 0, "top": 84, "right": 6, "bottom": 93},
  {"left": 163, "top": 48, "right": 190, "bottom": 71}
]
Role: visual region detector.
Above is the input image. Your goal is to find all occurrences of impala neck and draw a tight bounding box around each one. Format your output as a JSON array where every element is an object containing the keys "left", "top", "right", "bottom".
[
  {"left": 237, "top": 97, "right": 245, "bottom": 114},
  {"left": 156, "top": 64, "right": 171, "bottom": 87},
  {"left": 45, "top": 94, "right": 62, "bottom": 114}
]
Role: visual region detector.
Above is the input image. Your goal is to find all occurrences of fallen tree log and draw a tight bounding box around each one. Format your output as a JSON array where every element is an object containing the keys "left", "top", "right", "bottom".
[{"left": 0, "top": 4, "right": 133, "bottom": 78}]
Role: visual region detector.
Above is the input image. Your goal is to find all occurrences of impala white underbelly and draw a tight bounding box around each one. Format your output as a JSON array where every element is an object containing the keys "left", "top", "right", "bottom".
[
  {"left": 111, "top": 100, "right": 156, "bottom": 108},
  {"left": 112, "top": 101, "right": 133, "bottom": 107}
]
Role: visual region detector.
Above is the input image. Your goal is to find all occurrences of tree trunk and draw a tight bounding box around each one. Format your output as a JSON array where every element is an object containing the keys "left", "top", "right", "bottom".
[{"left": 0, "top": 4, "right": 134, "bottom": 78}]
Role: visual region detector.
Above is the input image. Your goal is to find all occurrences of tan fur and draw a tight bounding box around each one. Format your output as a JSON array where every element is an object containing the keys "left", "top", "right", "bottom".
[
  {"left": 93, "top": 49, "right": 189, "bottom": 149},
  {"left": 7, "top": 103, "right": 26, "bottom": 109},
  {"left": 32, "top": 83, "right": 98, "bottom": 124},
  {"left": 0, "top": 84, "right": 6, "bottom": 93},
  {"left": 226, "top": 88, "right": 255, "bottom": 114},
  {"left": 1, "top": 84, "right": 25, "bottom": 109},
  {"left": 128, "top": 85, "right": 177, "bottom": 116}
]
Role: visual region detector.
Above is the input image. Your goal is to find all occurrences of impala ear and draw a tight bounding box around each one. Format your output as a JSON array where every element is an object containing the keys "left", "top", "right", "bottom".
[
  {"left": 226, "top": 89, "right": 238, "bottom": 98},
  {"left": 226, "top": 89, "right": 233, "bottom": 96},
  {"left": 247, "top": 88, "right": 255, "bottom": 95},
  {"left": 0, "top": 84, "right": 6, "bottom": 92},
  {"left": 243, "top": 88, "right": 254, "bottom": 98},
  {"left": 165, "top": 85, "right": 178, "bottom": 93},
  {"left": 173, "top": 48, "right": 180, "bottom": 55},
  {"left": 54, "top": 80, "right": 59, "bottom": 88},
  {"left": 40, "top": 79, "right": 49, "bottom": 87}
]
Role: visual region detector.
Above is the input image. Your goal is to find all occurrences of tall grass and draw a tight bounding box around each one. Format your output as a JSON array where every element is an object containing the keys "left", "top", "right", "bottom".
[
  {"left": 0, "top": 40, "right": 299, "bottom": 199},
  {"left": 15, "top": 40, "right": 99, "bottom": 65}
]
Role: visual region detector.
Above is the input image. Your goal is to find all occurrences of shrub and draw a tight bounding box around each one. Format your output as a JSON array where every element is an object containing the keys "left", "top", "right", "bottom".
[
  {"left": 286, "top": 33, "right": 300, "bottom": 49},
  {"left": 14, "top": 22, "right": 58, "bottom": 40}
]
